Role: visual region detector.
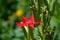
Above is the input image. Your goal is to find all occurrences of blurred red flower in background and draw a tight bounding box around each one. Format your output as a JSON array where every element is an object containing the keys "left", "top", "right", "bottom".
[{"left": 16, "top": 15, "right": 42, "bottom": 28}]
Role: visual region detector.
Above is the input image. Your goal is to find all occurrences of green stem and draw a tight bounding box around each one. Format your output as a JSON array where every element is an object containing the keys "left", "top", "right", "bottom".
[
  {"left": 28, "top": 27, "right": 35, "bottom": 40},
  {"left": 37, "top": 0, "right": 42, "bottom": 20},
  {"left": 37, "top": 26, "right": 43, "bottom": 40},
  {"left": 43, "top": 0, "right": 50, "bottom": 12},
  {"left": 22, "top": 27, "right": 30, "bottom": 40},
  {"left": 50, "top": 0, "right": 57, "bottom": 16},
  {"left": 29, "top": 0, "right": 37, "bottom": 21}
]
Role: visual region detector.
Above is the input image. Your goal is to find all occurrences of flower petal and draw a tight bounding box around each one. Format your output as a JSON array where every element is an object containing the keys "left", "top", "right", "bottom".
[
  {"left": 34, "top": 21, "right": 42, "bottom": 24},
  {"left": 16, "top": 22, "right": 23, "bottom": 27},
  {"left": 22, "top": 23, "right": 28, "bottom": 27},
  {"left": 28, "top": 20, "right": 34, "bottom": 28},
  {"left": 22, "top": 16, "right": 28, "bottom": 23},
  {"left": 29, "top": 24, "right": 34, "bottom": 28},
  {"left": 30, "top": 15, "right": 34, "bottom": 21},
  {"left": 16, "top": 22, "right": 28, "bottom": 26}
]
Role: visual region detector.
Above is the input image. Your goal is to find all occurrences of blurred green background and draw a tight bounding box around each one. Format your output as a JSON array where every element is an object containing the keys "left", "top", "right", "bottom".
[{"left": 0, "top": 0, "right": 60, "bottom": 40}]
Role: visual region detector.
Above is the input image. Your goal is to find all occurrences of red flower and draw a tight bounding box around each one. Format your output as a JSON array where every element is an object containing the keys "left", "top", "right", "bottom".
[{"left": 16, "top": 15, "right": 42, "bottom": 28}]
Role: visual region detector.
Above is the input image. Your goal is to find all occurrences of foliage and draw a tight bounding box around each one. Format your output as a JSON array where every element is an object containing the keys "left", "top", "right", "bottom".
[{"left": 0, "top": 0, "right": 60, "bottom": 40}]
